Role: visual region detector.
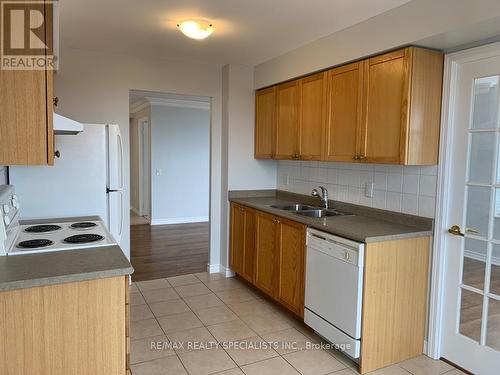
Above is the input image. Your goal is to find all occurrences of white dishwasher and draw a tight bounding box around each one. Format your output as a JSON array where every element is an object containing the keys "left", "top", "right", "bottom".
[{"left": 304, "top": 228, "right": 364, "bottom": 359}]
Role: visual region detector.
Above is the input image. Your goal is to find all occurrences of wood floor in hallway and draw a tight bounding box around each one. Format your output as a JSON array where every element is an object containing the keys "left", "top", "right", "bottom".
[{"left": 130, "top": 222, "right": 209, "bottom": 282}]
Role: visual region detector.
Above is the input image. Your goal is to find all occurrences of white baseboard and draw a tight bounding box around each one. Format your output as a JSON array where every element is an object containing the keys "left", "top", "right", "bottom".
[
  {"left": 130, "top": 206, "right": 140, "bottom": 216},
  {"left": 150, "top": 216, "right": 209, "bottom": 225},
  {"left": 207, "top": 264, "right": 235, "bottom": 277}
]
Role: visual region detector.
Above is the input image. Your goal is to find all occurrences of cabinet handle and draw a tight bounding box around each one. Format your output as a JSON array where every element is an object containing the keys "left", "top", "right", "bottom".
[
  {"left": 353, "top": 155, "right": 359, "bottom": 160},
  {"left": 358, "top": 155, "right": 366, "bottom": 160},
  {"left": 292, "top": 154, "right": 300, "bottom": 160},
  {"left": 54, "top": 150, "right": 61, "bottom": 158},
  {"left": 53, "top": 97, "right": 59, "bottom": 107}
]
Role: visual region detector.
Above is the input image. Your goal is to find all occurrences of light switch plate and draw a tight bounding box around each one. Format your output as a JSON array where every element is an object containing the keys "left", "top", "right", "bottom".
[{"left": 365, "top": 182, "right": 374, "bottom": 198}]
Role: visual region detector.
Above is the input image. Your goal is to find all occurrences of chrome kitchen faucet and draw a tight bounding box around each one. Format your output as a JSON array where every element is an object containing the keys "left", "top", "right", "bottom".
[{"left": 311, "top": 186, "right": 329, "bottom": 209}]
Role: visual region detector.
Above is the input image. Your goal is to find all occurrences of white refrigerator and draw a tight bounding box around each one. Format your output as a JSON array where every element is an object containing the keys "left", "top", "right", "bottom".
[{"left": 9, "top": 124, "right": 125, "bottom": 244}]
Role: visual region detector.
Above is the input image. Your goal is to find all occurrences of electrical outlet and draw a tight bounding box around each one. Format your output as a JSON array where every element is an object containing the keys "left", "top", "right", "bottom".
[
  {"left": 365, "top": 182, "right": 374, "bottom": 198},
  {"left": 283, "top": 175, "right": 290, "bottom": 185}
]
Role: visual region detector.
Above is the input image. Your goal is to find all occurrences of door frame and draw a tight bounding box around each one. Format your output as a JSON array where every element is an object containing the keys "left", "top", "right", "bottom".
[
  {"left": 137, "top": 116, "right": 150, "bottom": 219},
  {"left": 428, "top": 41, "right": 500, "bottom": 359}
]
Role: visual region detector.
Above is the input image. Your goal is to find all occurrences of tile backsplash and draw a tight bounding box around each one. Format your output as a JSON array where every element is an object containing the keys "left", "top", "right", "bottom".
[{"left": 277, "top": 161, "right": 438, "bottom": 218}]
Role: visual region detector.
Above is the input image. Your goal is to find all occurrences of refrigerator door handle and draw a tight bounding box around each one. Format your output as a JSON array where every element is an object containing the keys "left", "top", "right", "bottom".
[{"left": 107, "top": 124, "right": 124, "bottom": 191}]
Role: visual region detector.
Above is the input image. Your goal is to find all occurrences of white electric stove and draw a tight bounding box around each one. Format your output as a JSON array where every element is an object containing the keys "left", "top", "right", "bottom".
[{"left": 0, "top": 185, "right": 117, "bottom": 256}]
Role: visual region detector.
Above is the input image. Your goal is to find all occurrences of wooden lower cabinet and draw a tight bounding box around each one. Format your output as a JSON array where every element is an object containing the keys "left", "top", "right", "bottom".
[
  {"left": 230, "top": 203, "right": 306, "bottom": 317},
  {"left": 276, "top": 218, "right": 306, "bottom": 317},
  {"left": 0, "top": 276, "right": 129, "bottom": 375},
  {"left": 229, "top": 203, "right": 256, "bottom": 283},
  {"left": 254, "top": 210, "right": 279, "bottom": 297}
]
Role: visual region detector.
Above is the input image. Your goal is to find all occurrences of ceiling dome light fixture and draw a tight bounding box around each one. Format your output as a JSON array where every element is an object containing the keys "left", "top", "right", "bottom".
[{"left": 177, "top": 20, "right": 214, "bottom": 40}]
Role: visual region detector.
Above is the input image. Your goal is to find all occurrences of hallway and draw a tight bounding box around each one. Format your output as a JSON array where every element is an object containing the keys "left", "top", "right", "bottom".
[{"left": 131, "top": 222, "right": 209, "bottom": 281}]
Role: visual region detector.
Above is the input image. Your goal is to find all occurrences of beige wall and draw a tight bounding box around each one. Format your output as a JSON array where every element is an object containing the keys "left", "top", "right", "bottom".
[
  {"left": 254, "top": 0, "right": 500, "bottom": 88},
  {"left": 55, "top": 46, "right": 222, "bottom": 261}
]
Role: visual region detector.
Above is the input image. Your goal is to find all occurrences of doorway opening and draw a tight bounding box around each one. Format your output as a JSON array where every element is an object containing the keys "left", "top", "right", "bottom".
[{"left": 129, "top": 90, "right": 211, "bottom": 281}]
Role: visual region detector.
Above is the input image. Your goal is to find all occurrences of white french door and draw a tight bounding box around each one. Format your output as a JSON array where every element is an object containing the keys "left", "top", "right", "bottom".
[{"left": 440, "top": 43, "right": 500, "bottom": 374}]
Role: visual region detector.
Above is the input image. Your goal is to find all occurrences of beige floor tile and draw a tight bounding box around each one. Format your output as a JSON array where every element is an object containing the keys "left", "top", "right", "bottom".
[
  {"left": 444, "top": 370, "right": 467, "bottom": 375},
  {"left": 363, "top": 364, "right": 410, "bottom": 375},
  {"left": 327, "top": 369, "right": 358, "bottom": 375},
  {"left": 131, "top": 291, "right": 147, "bottom": 306},
  {"left": 167, "top": 326, "right": 218, "bottom": 353},
  {"left": 130, "top": 335, "right": 175, "bottom": 364},
  {"left": 136, "top": 279, "right": 171, "bottom": 291},
  {"left": 205, "top": 278, "right": 245, "bottom": 292},
  {"left": 215, "top": 288, "right": 260, "bottom": 305},
  {"left": 241, "top": 356, "right": 300, "bottom": 375},
  {"left": 195, "top": 272, "right": 226, "bottom": 283},
  {"left": 175, "top": 283, "right": 212, "bottom": 298},
  {"left": 225, "top": 336, "right": 279, "bottom": 366},
  {"left": 130, "top": 355, "right": 188, "bottom": 375},
  {"left": 228, "top": 299, "right": 276, "bottom": 317},
  {"left": 207, "top": 319, "right": 257, "bottom": 342},
  {"left": 283, "top": 349, "right": 346, "bottom": 375},
  {"left": 213, "top": 369, "right": 245, "bottom": 375},
  {"left": 195, "top": 305, "right": 239, "bottom": 326},
  {"left": 157, "top": 311, "right": 204, "bottom": 334},
  {"left": 178, "top": 348, "right": 237, "bottom": 375},
  {"left": 261, "top": 327, "right": 313, "bottom": 354},
  {"left": 168, "top": 274, "right": 202, "bottom": 287},
  {"left": 131, "top": 318, "right": 164, "bottom": 340},
  {"left": 142, "top": 288, "right": 180, "bottom": 304},
  {"left": 131, "top": 304, "right": 155, "bottom": 322},
  {"left": 240, "top": 312, "right": 293, "bottom": 335},
  {"left": 327, "top": 349, "right": 358, "bottom": 369},
  {"left": 149, "top": 299, "right": 191, "bottom": 317},
  {"left": 398, "top": 356, "right": 454, "bottom": 375},
  {"left": 131, "top": 283, "right": 140, "bottom": 293},
  {"left": 184, "top": 293, "right": 225, "bottom": 311}
]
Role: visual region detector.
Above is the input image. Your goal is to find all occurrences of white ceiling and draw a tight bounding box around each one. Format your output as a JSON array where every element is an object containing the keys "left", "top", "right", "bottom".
[{"left": 60, "top": 0, "right": 411, "bottom": 66}]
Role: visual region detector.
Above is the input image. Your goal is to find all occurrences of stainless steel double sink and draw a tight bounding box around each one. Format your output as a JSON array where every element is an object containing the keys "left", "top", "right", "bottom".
[{"left": 268, "top": 203, "right": 352, "bottom": 218}]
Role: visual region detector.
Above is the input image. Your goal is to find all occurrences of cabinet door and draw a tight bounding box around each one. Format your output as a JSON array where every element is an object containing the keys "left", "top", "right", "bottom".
[
  {"left": 255, "top": 211, "right": 278, "bottom": 297},
  {"left": 255, "top": 87, "right": 276, "bottom": 159},
  {"left": 299, "top": 73, "right": 326, "bottom": 160},
  {"left": 241, "top": 208, "right": 256, "bottom": 283},
  {"left": 0, "top": 1, "right": 53, "bottom": 166},
  {"left": 277, "top": 218, "right": 306, "bottom": 317},
  {"left": 230, "top": 204, "right": 245, "bottom": 275},
  {"left": 361, "top": 49, "right": 409, "bottom": 164},
  {"left": 324, "top": 62, "right": 364, "bottom": 162},
  {"left": 275, "top": 81, "right": 299, "bottom": 159}
]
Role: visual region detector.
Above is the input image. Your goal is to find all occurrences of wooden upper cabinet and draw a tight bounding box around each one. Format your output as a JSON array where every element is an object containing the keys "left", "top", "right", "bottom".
[
  {"left": 324, "top": 62, "right": 364, "bottom": 162},
  {"left": 276, "top": 218, "right": 306, "bottom": 317},
  {"left": 360, "top": 47, "right": 443, "bottom": 165},
  {"left": 229, "top": 203, "right": 256, "bottom": 283},
  {"left": 255, "top": 211, "right": 278, "bottom": 297},
  {"left": 0, "top": 1, "right": 54, "bottom": 166},
  {"left": 275, "top": 81, "right": 300, "bottom": 159},
  {"left": 299, "top": 73, "right": 326, "bottom": 160},
  {"left": 255, "top": 87, "right": 276, "bottom": 158},
  {"left": 361, "top": 49, "right": 408, "bottom": 164},
  {"left": 254, "top": 46, "right": 443, "bottom": 165}
]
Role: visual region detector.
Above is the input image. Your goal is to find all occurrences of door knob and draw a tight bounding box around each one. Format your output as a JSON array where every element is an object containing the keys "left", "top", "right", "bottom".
[{"left": 448, "top": 225, "right": 464, "bottom": 237}]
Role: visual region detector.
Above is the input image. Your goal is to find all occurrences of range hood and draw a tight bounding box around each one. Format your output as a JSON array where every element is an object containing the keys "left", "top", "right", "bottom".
[{"left": 54, "top": 113, "right": 83, "bottom": 135}]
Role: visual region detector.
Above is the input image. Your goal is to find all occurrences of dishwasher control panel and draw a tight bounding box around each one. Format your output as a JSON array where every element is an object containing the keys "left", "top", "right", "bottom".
[{"left": 306, "top": 228, "right": 363, "bottom": 267}]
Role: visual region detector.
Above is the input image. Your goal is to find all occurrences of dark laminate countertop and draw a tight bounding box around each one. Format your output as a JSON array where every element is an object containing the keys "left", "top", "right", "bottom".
[
  {"left": 0, "top": 246, "right": 133, "bottom": 292},
  {"left": 229, "top": 190, "right": 433, "bottom": 243}
]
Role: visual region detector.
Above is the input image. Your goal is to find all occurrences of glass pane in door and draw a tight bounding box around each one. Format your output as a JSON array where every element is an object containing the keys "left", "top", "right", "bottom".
[
  {"left": 472, "top": 76, "right": 499, "bottom": 129},
  {"left": 491, "top": 245, "right": 500, "bottom": 297},
  {"left": 486, "top": 298, "right": 500, "bottom": 351},
  {"left": 468, "top": 132, "right": 495, "bottom": 184},
  {"left": 466, "top": 186, "right": 491, "bottom": 238},
  {"left": 459, "top": 289, "right": 484, "bottom": 342},
  {"left": 463, "top": 238, "right": 487, "bottom": 290}
]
